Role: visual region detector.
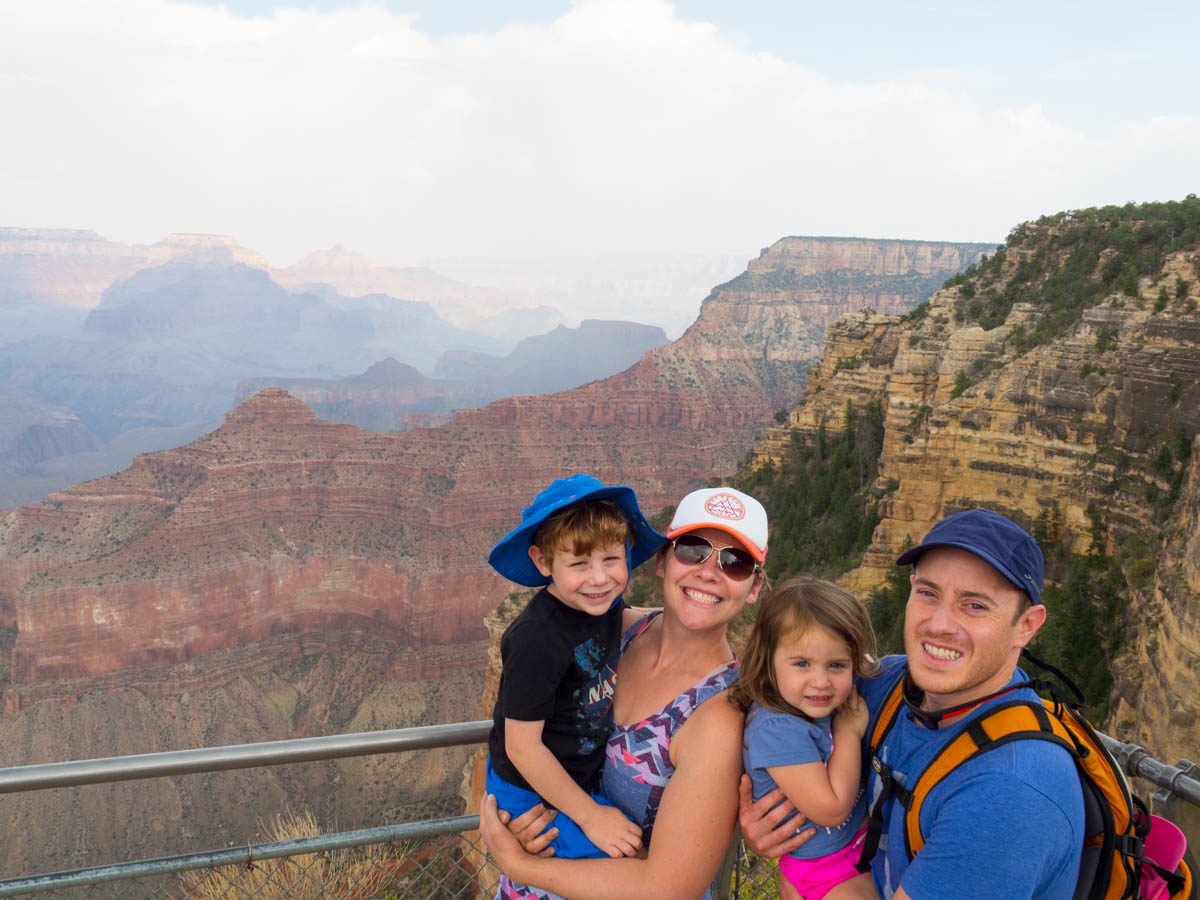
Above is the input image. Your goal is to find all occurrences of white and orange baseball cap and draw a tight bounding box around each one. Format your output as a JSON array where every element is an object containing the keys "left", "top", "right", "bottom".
[{"left": 666, "top": 487, "right": 768, "bottom": 563}]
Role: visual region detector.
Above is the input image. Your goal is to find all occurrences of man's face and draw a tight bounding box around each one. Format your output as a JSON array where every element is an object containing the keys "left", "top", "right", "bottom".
[{"left": 903, "top": 546, "right": 1045, "bottom": 713}]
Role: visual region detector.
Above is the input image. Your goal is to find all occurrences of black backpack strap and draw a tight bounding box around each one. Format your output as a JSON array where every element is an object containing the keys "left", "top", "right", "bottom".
[
  {"left": 856, "top": 668, "right": 908, "bottom": 874},
  {"left": 1020, "top": 647, "right": 1087, "bottom": 708}
]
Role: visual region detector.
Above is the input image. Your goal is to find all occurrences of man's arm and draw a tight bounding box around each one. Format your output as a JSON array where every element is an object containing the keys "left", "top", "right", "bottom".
[
  {"left": 736, "top": 775, "right": 817, "bottom": 858},
  {"left": 505, "top": 718, "right": 641, "bottom": 858}
]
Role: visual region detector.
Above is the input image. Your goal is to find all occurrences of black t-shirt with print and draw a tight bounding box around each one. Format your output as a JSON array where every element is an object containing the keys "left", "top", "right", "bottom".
[{"left": 488, "top": 587, "right": 623, "bottom": 794}]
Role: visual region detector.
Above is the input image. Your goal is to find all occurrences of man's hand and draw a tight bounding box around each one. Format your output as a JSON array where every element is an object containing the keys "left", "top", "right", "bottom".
[
  {"left": 581, "top": 803, "right": 643, "bottom": 858},
  {"left": 497, "top": 800, "right": 559, "bottom": 856},
  {"left": 737, "top": 774, "right": 816, "bottom": 858}
]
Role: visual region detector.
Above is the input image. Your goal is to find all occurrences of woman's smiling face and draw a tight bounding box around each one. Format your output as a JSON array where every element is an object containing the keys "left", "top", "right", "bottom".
[{"left": 656, "top": 526, "right": 761, "bottom": 629}]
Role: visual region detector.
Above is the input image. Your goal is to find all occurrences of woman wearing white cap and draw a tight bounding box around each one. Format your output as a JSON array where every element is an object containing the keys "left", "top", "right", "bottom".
[{"left": 481, "top": 486, "right": 769, "bottom": 899}]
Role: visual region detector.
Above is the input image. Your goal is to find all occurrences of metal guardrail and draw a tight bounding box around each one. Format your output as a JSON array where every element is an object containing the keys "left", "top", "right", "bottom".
[
  {"left": 0, "top": 815, "right": 482, "bottom": 897},
  {"left": 0, "top": 722, "right": 1194, "bottom": 898},
  {"left": 0, "top": 720, "right": 492, "bottom": 793},
  {"left": 1101, "top": 734, "right": 1200, "bottom": 807}
]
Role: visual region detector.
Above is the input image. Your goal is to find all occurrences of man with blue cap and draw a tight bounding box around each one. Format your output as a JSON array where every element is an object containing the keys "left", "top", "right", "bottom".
[
  {"left": 485, "top": 473, "right": 666, "bottom": 875},
  {"left": 740, "top": 508, "right": 1085, "bottom": 899}
]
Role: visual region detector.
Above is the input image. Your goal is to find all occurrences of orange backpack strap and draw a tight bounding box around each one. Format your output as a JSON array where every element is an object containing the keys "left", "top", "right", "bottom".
[
  {"left": 855, "top": 670, "right": 909, "bottom": 874},
  {"left": 902, "top": 699, "right": 1076, "bottom": 858}
]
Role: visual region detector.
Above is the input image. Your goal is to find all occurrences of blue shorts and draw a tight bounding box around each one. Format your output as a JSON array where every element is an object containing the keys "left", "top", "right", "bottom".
[{"left": 485, "top": 756, "right": 617, "bottom": 860}]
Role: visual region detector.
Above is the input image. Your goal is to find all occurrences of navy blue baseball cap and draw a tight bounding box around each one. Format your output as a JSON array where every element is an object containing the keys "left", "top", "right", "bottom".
[
  {"left": 895, "top": 508, "right": 1045, "bottom": 604},
  {"left": 488, "top": 473, "right": 667, "bottom": 587}
]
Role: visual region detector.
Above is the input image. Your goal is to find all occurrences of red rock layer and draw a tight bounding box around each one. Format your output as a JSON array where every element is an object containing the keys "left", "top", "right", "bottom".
[{"left": 0, "top": 237, "right": 982, "bottom": 703}]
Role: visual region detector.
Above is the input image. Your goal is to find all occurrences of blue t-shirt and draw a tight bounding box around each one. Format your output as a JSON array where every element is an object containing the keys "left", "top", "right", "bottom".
[
  {"left": 859, "top": 656, "right": 1084, "bottom": 899},
  {"left": 742, "top": 703, "right": 867, "bottom": 860}
]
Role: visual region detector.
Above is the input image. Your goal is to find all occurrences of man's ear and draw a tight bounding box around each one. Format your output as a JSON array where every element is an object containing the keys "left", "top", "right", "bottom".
[
  {"left": 528, "top": 545, "right": 553, "bottom": 578},
  {"left": 1014, "top": 603, "right": 1047, "bottom": 649}
]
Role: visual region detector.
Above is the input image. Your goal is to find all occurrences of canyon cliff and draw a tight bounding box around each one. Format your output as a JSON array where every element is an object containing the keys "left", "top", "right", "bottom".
[
  {"left": 0, "top": 236, "right": 981, "bottom": 875},
  {"left": 753, "top": 201, "right": 1200, "bottom": 769}
]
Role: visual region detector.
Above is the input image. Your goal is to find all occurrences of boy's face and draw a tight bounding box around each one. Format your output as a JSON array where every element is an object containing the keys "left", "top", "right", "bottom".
[{"left": 528, "top": 540, "right": 629, "bottom": 616}]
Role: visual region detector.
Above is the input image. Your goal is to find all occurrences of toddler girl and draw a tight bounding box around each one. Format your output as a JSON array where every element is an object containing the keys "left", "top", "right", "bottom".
[{"left": 731, "top": 576, "right": 879, "bottom": 900}]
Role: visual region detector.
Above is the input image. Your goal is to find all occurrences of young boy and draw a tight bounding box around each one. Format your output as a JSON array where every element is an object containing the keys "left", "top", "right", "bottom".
[{"left": 485, "top": 473, "right": 666, "bottom": 862}]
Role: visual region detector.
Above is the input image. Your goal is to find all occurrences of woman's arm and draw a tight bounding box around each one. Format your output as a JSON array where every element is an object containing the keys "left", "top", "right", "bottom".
[{"left": 481, "top": 695, "right": 745, "bottom": 899}]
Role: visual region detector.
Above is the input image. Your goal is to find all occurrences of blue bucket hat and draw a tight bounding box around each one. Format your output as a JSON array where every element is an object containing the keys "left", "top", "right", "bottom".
[
  {"left": 895, "top": 508, "right": 1045, "bottom": 604},
  {"left": 488, "top": 473, "right": 667, "bottom": 587}
]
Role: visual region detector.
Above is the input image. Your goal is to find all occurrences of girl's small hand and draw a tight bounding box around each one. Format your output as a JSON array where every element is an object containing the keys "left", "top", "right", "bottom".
[{"left": 834, "top": 687, "right": 869, "bottom": 739}]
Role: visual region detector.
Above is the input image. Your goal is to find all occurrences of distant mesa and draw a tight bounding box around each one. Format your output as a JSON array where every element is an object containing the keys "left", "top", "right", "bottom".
[{"left": 234, "top": 319, "right": 670, "bottom": 432}]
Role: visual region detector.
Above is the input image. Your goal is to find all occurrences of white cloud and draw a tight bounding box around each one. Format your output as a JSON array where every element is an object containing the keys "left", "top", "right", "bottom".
[{"left": 1, "top": 0, "right": 1196, "bottom": 265}]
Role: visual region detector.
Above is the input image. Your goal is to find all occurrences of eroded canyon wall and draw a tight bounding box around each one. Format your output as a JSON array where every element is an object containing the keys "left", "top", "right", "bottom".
[{"left": 755, "top": 220, "right": 1200, "bottom": 766}]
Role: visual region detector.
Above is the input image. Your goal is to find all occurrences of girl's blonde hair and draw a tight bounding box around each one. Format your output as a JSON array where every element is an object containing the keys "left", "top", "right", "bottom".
[{"left": 730, "top": 576, "right": 879, "bottom": 717}]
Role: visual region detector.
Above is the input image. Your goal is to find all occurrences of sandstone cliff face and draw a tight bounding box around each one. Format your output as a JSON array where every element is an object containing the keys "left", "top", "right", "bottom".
[
  {"left": 756, "top": 231, "right": 1200, "bottom": 764},
  {"left": 724, "top": 236, "right": 992, "bottom": 324}
]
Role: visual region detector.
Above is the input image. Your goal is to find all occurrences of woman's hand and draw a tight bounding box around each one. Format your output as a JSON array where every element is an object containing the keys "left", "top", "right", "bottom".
[{"left": 737, "top": 775, "right": 816, "bottom": 858}]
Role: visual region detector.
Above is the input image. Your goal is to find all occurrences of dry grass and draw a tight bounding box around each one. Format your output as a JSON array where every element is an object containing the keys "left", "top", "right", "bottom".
[{"left": 176, "top": 809, "right": 402, "bottom": 900}]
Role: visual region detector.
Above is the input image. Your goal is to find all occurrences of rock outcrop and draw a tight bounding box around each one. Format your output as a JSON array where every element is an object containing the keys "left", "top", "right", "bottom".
[
  {"left": 754, "top": 208, "right": 1200, "bottom": 767},
  {"left": 725, "top": 235, "right": 992, "bottom": 322}
]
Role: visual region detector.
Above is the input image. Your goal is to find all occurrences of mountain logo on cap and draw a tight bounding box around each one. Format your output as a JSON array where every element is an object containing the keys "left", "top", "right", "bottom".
[{"left": 704, "top": 493, "right": 746, "bottom": 521}]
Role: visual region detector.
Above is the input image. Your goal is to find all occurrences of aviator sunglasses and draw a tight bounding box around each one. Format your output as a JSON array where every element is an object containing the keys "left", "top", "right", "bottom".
[{"left": 671, "top": 533, "right": 760, "bottom": 581}]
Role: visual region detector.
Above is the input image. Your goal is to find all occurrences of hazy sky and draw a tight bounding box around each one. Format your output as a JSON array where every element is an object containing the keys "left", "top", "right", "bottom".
[{"left": 2, "top": 0, "right": 1196, "bottom": 267}]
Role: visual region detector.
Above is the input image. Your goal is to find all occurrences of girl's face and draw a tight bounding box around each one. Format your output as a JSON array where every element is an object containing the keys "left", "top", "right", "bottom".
[
  {"left": 656, "top": 527, "right": 761, "bottom": 631},
  {"left": 771, "top": 624, "right": 855, "bottom": 719}
]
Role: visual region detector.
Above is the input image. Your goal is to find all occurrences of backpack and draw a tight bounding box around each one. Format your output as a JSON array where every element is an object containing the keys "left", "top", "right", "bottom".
[{"left": 857, "top": 649, "right": 1192, "bottom": 900}]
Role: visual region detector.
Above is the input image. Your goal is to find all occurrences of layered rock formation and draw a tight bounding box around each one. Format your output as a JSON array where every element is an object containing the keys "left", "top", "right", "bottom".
[
  {"left": 234, "top": 359, "right": 479, "bottom": 432},
  {"left": 233, "top": 320, "right": 670, "bottom": 432},
  {"left": 722, "top": 236, "right": 992, "bottom": 328},
  {"left": 0, "top": 228, "right": 267, "bottom": 309},
  {"left": 754, "top": 211, "right": 1200, "bottom": 766},
  {"left": 0, "top": 235, "right": 982, "bottom": 874}
]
